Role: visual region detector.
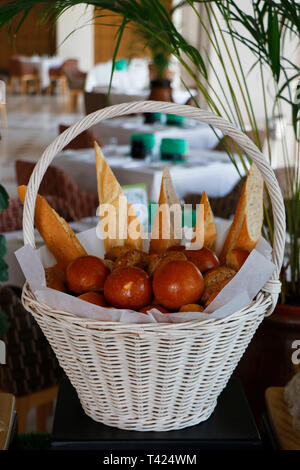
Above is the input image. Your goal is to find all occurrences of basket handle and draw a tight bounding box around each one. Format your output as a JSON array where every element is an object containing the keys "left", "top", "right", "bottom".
[{"left": 22, "top": 100, "right": 286, "bottom": 312}]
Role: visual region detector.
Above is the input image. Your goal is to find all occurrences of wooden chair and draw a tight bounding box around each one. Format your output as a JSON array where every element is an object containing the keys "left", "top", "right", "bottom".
[
  {"left": 0, "top": 286, "right": 63, "bottom": 432},
  {"left": 58, "top": 123, "right": 101, "bottom": 150},
  {"left": 8, "top": 56, "right": 40, "bottom": 95},
  {"left": 47, "top": 58, "right": 78, "bottom": 95},
  {"left": 65, "top": 68, "right": 87, "bottom": 112},
  {"left": 0, "top": 80, "right": 7, "bottom": 129}
]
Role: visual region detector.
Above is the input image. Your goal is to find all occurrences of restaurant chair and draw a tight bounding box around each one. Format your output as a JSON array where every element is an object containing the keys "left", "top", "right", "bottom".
[
  {"left": 8, "top": 56, "right": 40, "bottom": 95},
  {"left": 15, "top": 160, "right": 98, "bottom": 221},
  {"left": 0, "top": 80, "right": 7, "bottom": 129},
  {"left": 0, "top": 286, "right": 64, "bottom": 432},
  {"left": 184, "top": 178, "right": 244, "bottom": 220},
  {"left": 0, "top": 193, "right": 80, "bottom": 233},
  {"left": 47, "top": 58, "right": 78, "bottom": 95},
  {"left": 58, "top": 124, "right": 102, "bottom": 150},
  {"left": 64, "top": 68, "right": 87, "bottom": 112}
]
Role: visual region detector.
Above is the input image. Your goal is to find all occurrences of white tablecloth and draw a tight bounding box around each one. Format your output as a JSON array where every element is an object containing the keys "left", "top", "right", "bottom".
[
  {"left": 20, "top": 55, "right": 63, "bottom": 88},
  {"left": 85, "top": 58, "right": 150, "bottom": 92},
  {"left": 92, "top": 116, "right": 220, "bottom": 150},
  {"left": 54, "top": 146, "right": 243, "bottom": 201}
]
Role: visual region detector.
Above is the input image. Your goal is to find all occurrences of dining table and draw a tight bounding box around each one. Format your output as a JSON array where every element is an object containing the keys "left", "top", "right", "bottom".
[
  {"left": 53, "top": 145, "right": 244, "bottom": 202},
  {"left": 20, "top": 55, "right": 63, "bottom": 89},
  {"left": 91, "top": 115, "right": 221, "bottom": 149}
]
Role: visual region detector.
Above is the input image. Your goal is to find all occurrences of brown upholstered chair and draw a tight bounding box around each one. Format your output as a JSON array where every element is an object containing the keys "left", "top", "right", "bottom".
[
  {"left": 58, "top": 124, "right": 102, "bottom": 150},
  {"left": 8, "top": 56, "right": 40, "bottom": 95},
  {"left": 47, "top": 58, "right": 79, "bottom": 95},
  {"left": 184, "top": 167, "right": 293, "bottom": 221},
  {"left": 15, "top": 160, "right": 98, "bottom": 221},
  {"left": 0, "top": 286, "right": 63, "bottom": 432},
  {"left": 0, "top": 194, "right": 79, "bottom": 234},
  {"left": 184, "top": 178, "right": 244, "bottom": 220}
]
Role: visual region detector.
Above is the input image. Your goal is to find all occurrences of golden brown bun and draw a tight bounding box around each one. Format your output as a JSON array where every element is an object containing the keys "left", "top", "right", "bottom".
[
  {"left": 220, "top": 163, "right": 263, "bottom": 264},
  {"left": 94, "top": 142, "right": 142, "bottom": 251},
  {"left": 184, "top": 247, "right": 220, "bottom": 274},
  {"left": 139, "top": 304, "right": 169, "bottom": 314},
  {"left": 45, "top": 266, "right": 66, "bottom": 293},
  {"left": 65, "top": 255, "right": 110, "bottom": 294},
  {"left": 226, "top": 248, "right": 250, "bottom": 271},
  {"left": 104, "top": 266, "right": 152, "bottom": 310},
  {"left": 147, "top": 250, "right": 187, "bottom": 277},
  {"left": 150, "top": 166, "right": 182, "bottom": 254},
  {"left": 152, "top": 260, "right": 204, "bottom": 310},
  {"left": 18, "top": 185, "right": 86, "bottom": 269},
  {"left": 191, "top": 191, "right": 217, "bottom": 250},
  {"left": 78, "top": 291, "right": 107, "bottom": 307},
  {"left": 179, "top": 304, "right": 204, "bottom": 312},
  {"left": 203, "top": 266, "right": 236, "bottom": 287}
]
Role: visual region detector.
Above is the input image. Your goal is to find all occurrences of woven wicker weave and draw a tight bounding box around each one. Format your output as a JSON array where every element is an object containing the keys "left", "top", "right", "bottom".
[{"left": 21, "top": 101, "right": 286, "bottom": 431}]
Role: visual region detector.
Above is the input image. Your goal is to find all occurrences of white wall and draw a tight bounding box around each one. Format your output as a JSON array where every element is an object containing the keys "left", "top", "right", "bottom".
[
  {"left": 180, "top": 0, "right": 299, "bottom": 165},
  {"left": 56, "top": 5, "right": 94, "bottom": 72}
]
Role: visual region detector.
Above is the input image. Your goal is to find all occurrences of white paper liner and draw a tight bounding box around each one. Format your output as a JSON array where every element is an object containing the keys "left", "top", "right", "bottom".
[{"left": 15, "top": 220, "right": 276, "bottom": 324}]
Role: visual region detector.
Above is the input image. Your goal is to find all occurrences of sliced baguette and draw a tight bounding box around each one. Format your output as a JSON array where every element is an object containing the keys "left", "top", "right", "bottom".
[
  {"left": 127, "top": 202, "right": 143, "bottom": 251},
  {"left": 191, "top": 191, "right": 216, "bottom": 250},
  {"left": 149, "top": 166, "right": 182, "bottom": 254},
  {"left": 94, "top": 142, "right": 142, "bottom": 251},
  {"left": 18, "top": 185, "right": 86, "bottom": 268},
  {"left": 219, "top": 163, "right": 263, "bottom": 264}
]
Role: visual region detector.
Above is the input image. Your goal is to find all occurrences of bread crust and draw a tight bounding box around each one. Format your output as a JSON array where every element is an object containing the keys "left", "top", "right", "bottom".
[
  {"left": 150, "top": 166, "right": 182, "bottom": 254},
  {"left": 94, "top": 142, "right": 142, "bottom": 251},
  {"left": 219, "top": 163, "right": 263, "bottom": 264},
  {"left": 192, "top": 191, "right": 216, "bottom": 250},
  {"left": 18, "top": 185, "right": 86, "bottom": 268}
]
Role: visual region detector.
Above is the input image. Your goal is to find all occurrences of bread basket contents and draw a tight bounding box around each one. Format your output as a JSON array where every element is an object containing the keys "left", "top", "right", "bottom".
[{"left": 16, "top": 144, "right": 276, "bottom": 322}]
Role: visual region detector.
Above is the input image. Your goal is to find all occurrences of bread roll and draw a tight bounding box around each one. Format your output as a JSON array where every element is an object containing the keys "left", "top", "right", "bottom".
[
  {"left": 203, "top": 266, "right": 236, "bottom": 287},
  {"left": 18, "top": 185, "right": 86, "bottom": 268},
  {"left": 150, "top": 166, "right": 182, "bottom": 254},
  {"left": 220, "top": 163, "right": 263, "bottom": 264},
  {"left": 201, "top": 278, "right": 233, "bottom": 305}
]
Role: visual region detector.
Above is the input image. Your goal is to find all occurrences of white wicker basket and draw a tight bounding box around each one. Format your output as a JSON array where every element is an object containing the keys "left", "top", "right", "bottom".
[{"left": 21, "top": 101, "right": 286, "bottom": 431}]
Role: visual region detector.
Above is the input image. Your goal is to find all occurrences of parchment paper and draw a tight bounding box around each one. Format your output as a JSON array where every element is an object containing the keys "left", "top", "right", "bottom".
[{"left": 15, "top": 220, "right": 276, "bottom": 323}]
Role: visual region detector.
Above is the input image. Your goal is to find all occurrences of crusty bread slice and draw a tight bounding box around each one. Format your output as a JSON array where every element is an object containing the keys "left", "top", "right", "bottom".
[
  {"left": 18, "top": 185, "right": 86, "bottom": 268},
  {"left": 94, "top": 142, "right": 142, "bottom": 251},
  {"left": 191, "top": 191, "right": 216, "bottom": 250},
  {"left": 219, "top": 163, "right": 263, "bottom": 264},
  {"left": 127, "top": 202, "right": 143, "bottom": 251},
  {"left": 149, "top": 166, "right": 182, "bottom": 254}
]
